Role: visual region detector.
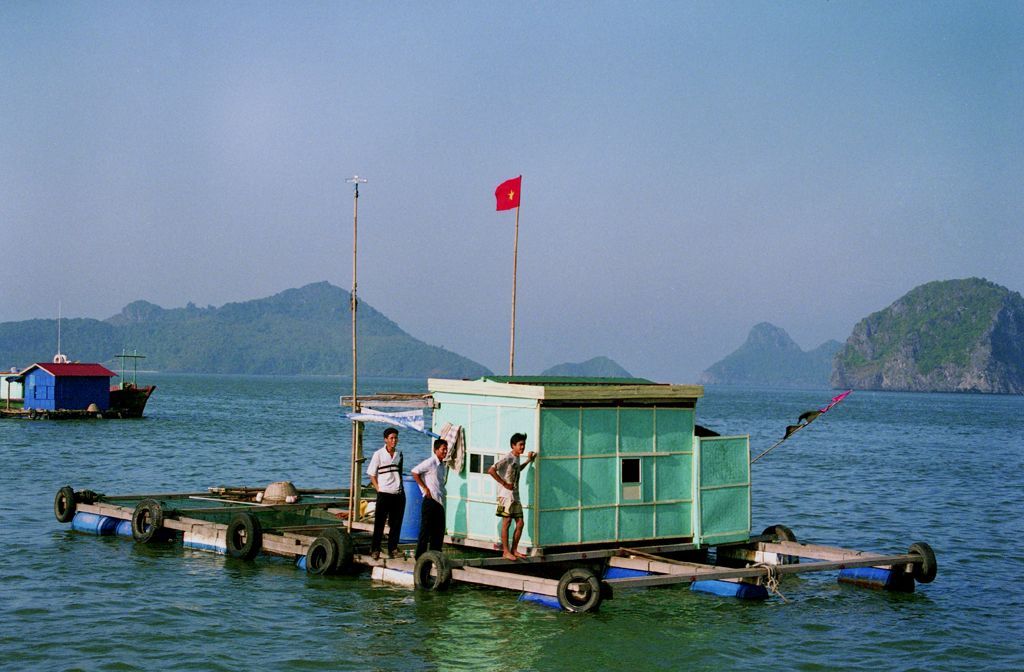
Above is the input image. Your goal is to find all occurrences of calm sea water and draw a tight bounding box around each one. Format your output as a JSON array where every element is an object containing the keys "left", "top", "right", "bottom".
[{"left": 1, "top": 374, "right": 1022, "bottom": 671}]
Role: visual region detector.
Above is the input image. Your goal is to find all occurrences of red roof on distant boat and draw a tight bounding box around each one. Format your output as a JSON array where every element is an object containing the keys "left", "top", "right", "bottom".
[{"left": 23, "top": 362, "right": 117, "bottom": 378}]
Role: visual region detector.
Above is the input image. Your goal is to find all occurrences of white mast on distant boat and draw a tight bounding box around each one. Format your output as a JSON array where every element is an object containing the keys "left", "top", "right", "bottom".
[
  {"left": 346, "top": 174, "right": 367, "bottom": 532},
  {"left": 54, "top": 301, "right": 68, "bottom": 364}
]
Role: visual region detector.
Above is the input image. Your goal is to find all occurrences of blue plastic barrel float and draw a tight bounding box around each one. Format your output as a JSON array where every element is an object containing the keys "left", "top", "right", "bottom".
[
  {"left": 518, "top": 592, "right": 562, "bottom": 610},
  {"left": 605, "top": 565, "right": 769, "bottom": 600},
  {"left": 399, "top": 475, "right": 423, "bottom": 543},
  {"left": 70, "top": 512, "right": 120, "bottom": 536},
  {"left": 838, "top": 566, "right": 914, "bottom": 592},
  {"left": 115, "top": 519, "right": 134, "bottom": 538},
  {"left": 691, "top": 579, "right": 769, "bottom": 600}
]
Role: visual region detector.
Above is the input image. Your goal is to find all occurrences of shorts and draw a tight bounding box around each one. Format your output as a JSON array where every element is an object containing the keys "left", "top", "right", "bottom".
[{"left": 495, "top": 497, "right": 523, "bottom": 520}]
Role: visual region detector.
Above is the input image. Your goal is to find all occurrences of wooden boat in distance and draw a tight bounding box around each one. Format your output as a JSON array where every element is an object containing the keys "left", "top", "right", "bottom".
[
  {"left": 108, "top": 381, "right": 155, "bottom": 418},
  {"left": 109, "top": 351, "right": 155, "bottom": 418}
]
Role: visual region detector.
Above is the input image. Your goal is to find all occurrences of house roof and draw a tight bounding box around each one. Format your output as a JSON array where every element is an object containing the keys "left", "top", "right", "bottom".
[
  {"left": 429, "top": 377, "right": 703, "bottom": 402},
  {"left": 18, "top": 362, "right": 117, "bottom": 379},
  {"left": 483, "top": 375, "right": 656, "bottom": 386}
]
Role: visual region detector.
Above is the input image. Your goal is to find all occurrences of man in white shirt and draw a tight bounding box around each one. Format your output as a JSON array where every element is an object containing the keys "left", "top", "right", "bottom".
[
  {"left": 411, "top": 438, "right": 449, "bottom": 559},
  {"left": 366, "top": 427, "right": 405, "bottom": 560}
]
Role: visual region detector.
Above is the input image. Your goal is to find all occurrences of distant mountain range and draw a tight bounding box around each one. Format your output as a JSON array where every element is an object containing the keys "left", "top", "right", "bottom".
[
  {"left": 0, "top": 282, "right": 490, "bottom": 378},
  {"left": 540, "top": 356, "right": 632, "bottom": 378},
  {"left": 701, "top": 278, "right": 1024, "bottom": 394},
  {"left": 832, "top": 278, "right": 1024, "bottom": 394},
  {"left": 699, "top": 323, "right": 841, "bottom": 388}
]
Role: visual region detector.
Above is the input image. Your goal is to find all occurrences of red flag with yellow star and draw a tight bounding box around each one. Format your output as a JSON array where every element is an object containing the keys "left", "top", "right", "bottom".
[{"left": 495, "top": 175, "right": 521, "bottom": 211}]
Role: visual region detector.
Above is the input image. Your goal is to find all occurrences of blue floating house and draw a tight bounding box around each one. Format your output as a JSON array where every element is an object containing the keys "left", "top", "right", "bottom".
[{"left": 17, "top": 362, "right": 116, "bottom": 411}]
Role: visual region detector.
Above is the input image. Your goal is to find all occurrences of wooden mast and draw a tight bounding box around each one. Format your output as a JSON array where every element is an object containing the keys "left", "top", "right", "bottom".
[{"left": 346, "top": 175, "right": 366, "bottom": 532}]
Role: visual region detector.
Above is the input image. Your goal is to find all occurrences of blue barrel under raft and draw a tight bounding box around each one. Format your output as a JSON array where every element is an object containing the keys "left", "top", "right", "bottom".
[
  {"left": 838, "top": 566, "right": 915, "bottom": 592},
  {"left": 691, "top": 579, "right": 769, "bottom": 599},
  {"left": 520, "top": 565, "right": 770, "bottom": 610},
  {"left": 606, "top": 565, "right": 769, "bottom": 600},
  {"left": 70, "top": 512, "right": 120, "bottom": 536},
  {"left": 399, "top": 475, "right": 423, "bottom": 543}
]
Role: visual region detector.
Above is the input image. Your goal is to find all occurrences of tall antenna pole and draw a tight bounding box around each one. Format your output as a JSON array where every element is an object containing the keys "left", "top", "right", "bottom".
[
  {"left": 345, "top": 174, "right": 366, "bottom": 532},
  {"left": 347, "top": 175, "right": 366, "bottom": 411},
  {"left": 509, "top": 205, "right": 520, "bottom": 375}
]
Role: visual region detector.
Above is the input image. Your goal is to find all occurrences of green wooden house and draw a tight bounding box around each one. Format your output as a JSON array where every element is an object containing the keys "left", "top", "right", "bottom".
[{"left": 429, "top": 376, "right": 751, "bottom": 554}]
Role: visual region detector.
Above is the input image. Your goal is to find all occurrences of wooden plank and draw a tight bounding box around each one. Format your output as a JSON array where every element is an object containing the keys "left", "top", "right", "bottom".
[
  {"left": 448, "top": 537, "right": 698, "bottom": 562},
  {"left": 757, "top": 540, "right": 891, "bottom": 562},
  {"left": 101, "top": 491, "right": 213, "bottom": 501},
  {"left": 340, "top": 393, "right": 433, "bottom": 409},
  {"left": 604, "top": 553, "right": 923, "bottom": 589},
  {"left": 610, "top": 555, "right": 713, "bottom": 575},
  {"left": 452, "top": 566, "right": 560, "bottom": 596},
  {"left": 260, "top": 532, "right": 309, "bottom": 557},
  {"left": 176, "top": 501, "right": 346, "bottom": 515},
  {"left": 76, "top": 502, "right": 133, "bottom": 519},
  {"left": 75, "top": 502, "right": 225, "bottom": 534},
  {"left": 205, "top": 486, "right": 349, "bottom": 496}
]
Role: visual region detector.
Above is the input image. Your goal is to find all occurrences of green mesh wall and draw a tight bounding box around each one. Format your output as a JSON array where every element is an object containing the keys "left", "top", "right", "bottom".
[
  {"left": 697, "top": 436, "right": 751, "bottom": 545},
  {"left": 536, "top": 406, "right": 696, "bottom": 547}
]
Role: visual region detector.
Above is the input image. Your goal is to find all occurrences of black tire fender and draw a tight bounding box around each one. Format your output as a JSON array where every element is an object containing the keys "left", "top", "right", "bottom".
[
  {"left": 54, "top": 486, "right": 77, "bottom": 523},
  {"left": 226, "top": 512, "right": 263, "bottom": 560},
  {"left": 557, "top": 567, "right": 603, "bottom": 613},
  {"left": 305, "top": 536, "right": 337, "bottom": 575},
  {"left": 413, "top": 551, "right": 452, "bottom": 591},
  {"left": 321, "top": 527, "right": 355, "bottom": 572},
  {"left": 908, "top": 541, "right": 937, "bottom": 584},
  {"left": 131, "top": 499, "right": 164, "bottom": 543},
  {"left": 761, "top": 524, "right": 797, "bottom": 543},
  {"left": 762, "top": 524, "right": 799, "bottom": 564}
]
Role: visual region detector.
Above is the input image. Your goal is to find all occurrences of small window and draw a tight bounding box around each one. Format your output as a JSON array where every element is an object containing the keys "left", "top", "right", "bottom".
[
  {"left": 469, "top": 453, "right": 497, "bottom": 474},
  {"left": 621, "top": 458, "right": 642, "bottom": 501},
  {"left": 621, "top": 458, "right": 641, "bottom": 484}
]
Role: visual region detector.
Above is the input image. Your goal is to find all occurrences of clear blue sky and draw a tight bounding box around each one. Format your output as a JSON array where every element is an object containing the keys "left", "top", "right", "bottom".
[{"left": 2, "top": 1, "right": 1021, "bottom": 380}]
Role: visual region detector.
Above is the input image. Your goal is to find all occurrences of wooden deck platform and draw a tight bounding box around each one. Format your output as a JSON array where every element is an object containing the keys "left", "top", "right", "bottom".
[{"left": 54, "top": 485, "right": 937, "bottom": 613}]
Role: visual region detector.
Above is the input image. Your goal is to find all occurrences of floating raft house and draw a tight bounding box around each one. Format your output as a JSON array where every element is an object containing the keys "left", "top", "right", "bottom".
[{"left": 54, "top": 376, "right": 937, "bottom": 612}]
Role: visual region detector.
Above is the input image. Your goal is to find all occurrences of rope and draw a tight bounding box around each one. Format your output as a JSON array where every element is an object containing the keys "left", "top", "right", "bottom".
[{"left": 754, "top": 563, "right": 789, "bottom": 603}]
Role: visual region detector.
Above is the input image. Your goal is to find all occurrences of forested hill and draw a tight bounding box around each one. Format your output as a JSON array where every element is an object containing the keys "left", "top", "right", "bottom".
[
  {"left": 699, "top": 322, "right": 841, "bottom": 388},
  {"left": 540, "top": 356, "right": 632, "bottom": 377},
  {"left": 832, "top": 278, "right": 1024, "bottom": 393},
  {"left": 0, "top": 282, "right": 491, "bottom": 378}
]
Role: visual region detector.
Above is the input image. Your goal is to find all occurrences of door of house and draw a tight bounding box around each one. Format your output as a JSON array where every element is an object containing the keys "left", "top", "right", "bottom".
[{"left": 695, "top": 435, "right": 751, "bottom": 546}]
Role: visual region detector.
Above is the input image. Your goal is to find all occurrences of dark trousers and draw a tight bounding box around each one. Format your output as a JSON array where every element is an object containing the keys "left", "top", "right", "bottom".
[
  {"left": 416, "top": 497, "right": 445, "bottom": 559},
  {"left": 371, "top": 491, "right": 406, "bottom": 554}
]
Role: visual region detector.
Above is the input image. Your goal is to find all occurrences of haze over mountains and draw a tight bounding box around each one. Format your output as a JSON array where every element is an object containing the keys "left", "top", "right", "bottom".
[
  {"left": 699, "top": 323, "right": 841, "bottom": 388},
  {"left": 4, "top": 278, "right": 1021, "bottom": 393},
  {"left": 0, "top": 283, "right": 488, "bottom": 378},
  {"left": 0, "top": 282, "right": 631, "bottom": 380},
  {"left": 703, "top": 278, "right": 1024, "bottom": 394}
]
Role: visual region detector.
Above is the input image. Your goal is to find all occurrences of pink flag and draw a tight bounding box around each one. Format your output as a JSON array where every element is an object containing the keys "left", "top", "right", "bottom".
[{"left": 819, "top": 390, "right": 852, "bottom": 413}]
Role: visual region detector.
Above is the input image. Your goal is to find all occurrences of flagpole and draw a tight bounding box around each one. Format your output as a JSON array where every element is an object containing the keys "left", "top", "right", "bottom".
[
  {"left": 509, "top": 203, "right": 520, "bottom": 376},
  {"left": 346, "top": 174, "right": 366, "bottom": 532}
]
